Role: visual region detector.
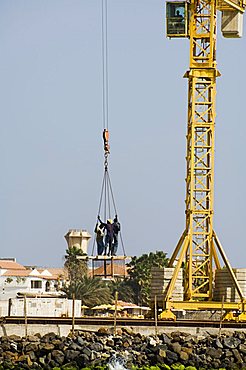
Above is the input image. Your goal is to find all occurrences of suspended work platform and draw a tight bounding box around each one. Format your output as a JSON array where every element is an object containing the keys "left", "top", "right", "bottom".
[
  {"left": 78, "top": 255, "right": 130, "bottom": 280},
  {"left": 91, "top": 255, "right": 130, "bottom": 279}
]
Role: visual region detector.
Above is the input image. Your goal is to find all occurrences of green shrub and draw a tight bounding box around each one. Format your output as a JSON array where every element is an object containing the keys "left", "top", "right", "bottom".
[{"left": 171, "top": 364, "right": 185, "bottom": 370}]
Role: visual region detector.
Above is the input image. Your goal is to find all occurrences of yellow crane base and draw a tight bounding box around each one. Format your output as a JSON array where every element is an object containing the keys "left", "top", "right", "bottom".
[
  {"left": 238, "top": 312, "right": 246, "bottom": 322},
  {"left": 159, "top": 309, "right": 176, "bottom": 321},
  {"left": 160, "top": 300, "right": 246, "bottom": 322},
  {"left": 165, "top": 300, "right": 243, "bottom": 311},
  {"left": 223, "top": 311, "right": 246, "bottom": 322}
]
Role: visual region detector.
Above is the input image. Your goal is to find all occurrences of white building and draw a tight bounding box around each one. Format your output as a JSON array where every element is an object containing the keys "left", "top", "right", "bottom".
[{"left": 0, "top": 259, "right": 67, "bottom": 300}]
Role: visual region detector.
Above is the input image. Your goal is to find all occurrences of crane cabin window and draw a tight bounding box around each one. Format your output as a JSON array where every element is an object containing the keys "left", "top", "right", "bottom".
[{"left": 166, "top": 2, "right": 189, "bottom": 38}]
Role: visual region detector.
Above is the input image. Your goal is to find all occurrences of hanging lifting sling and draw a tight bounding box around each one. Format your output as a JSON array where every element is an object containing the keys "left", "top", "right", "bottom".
[{"left": 92, "top": 129, "right": 126, "bottom": 257}]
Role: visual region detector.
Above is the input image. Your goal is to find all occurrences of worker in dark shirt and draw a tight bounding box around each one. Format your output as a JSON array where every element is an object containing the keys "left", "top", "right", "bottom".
[
  {"left": 98, "top": 216, "right": 114, "bottom": 256},
  {"left": 112, "top": 215, "right": 121, "bottom": 256},
  {"left": 94, "top": 221, "right": 105, "bottom": 255}
]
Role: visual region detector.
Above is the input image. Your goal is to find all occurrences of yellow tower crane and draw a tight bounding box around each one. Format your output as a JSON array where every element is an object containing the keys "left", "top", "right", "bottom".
[{"left": 160, "top": 0, "right": 246, "bottom": 320}]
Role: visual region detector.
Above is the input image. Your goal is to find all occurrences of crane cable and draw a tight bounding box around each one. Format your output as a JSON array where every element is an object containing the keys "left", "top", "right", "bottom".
[
  {"left": 101, "top": 0, "right": 109, "bottom": 131},
  {"left": 92, "top": 0, "right": 126, "bottom": 257}
]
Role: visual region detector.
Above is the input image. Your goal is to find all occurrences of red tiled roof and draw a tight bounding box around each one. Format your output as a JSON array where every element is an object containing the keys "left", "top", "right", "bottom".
[
  {"left": 2, "top": 266, "right": 67, "bottom": 280},
  {"left": 44, "top": 268, "right": 67, "bottom": 279},
  {"left": 89, "top": 263, "right": 127, "bottom": 277},
  {"left": 0, "top": 261, "right": 26, "bottom": 270},
  {"left": 117, "top": 300, "right": 138, "bottom": 308},
  {"left": 2, "top": 269, "right": 30, "bottom": 277}
]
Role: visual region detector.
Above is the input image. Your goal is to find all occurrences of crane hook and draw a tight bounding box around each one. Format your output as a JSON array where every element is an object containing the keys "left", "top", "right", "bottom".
[{"left": 103, "top": 129, "right": 110, "bottom": 170}]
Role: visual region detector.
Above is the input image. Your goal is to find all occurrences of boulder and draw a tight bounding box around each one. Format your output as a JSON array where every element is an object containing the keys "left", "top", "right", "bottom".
[
  {"left": 65, "top": 349, "right": 80, "bottom": 361},
  {"left": 69, "top": 342, "right": 82, "bottom": 351},
  {"left": 90, "top": 342, "right": 104, "bottom": 352},
  {"left": 239, "top": 343, "right": 246, "bottom": 354},
  {"left": 41, "top": 332, "right": 57, "bottom": 343},
  {"left": 82, "top": 346, "right": 92, "bottom": 358},
  {"left": 224, "top": 336, "right": 241, "bottom": 349},
  {"left": 39, "top": 342, "right": 55, "bottom": 351},
  {"left": 180, "top": 350, "right": 189, "bottom": 361},
  {"left": 171, "top": 342, "right": 182, "bottom": 354},
  {"left": 52, "top": 349, "right": 65, "bottom": 365},
  {"left": 8, "top": 335, "right": 22, "bottom": 342},
  {"left": 159, "top": 348, "right": 166, "bottom": 358},
  {"left": 206, "top": 347, "right": 223, "bottom": 359},
  {"left": 232, "top": 348, "right": 243, "bottom": 363},
  {"left": 215, "top": 338, "right": 223, "bottom": 348},
  {"left": 27, "top": 351, "right": 36, "bottom": 361},
  {"left": 166, "top": 349, "right": 178, "bottom": 363},
  {"left": 25, "top": 342, "right": 39, "bottom": 352},
  {"left": 97, "top": 327, "right": 109, "bottom": 334},
  {"left": 27, "top": 335, "right": 40, "bottom": 342}
]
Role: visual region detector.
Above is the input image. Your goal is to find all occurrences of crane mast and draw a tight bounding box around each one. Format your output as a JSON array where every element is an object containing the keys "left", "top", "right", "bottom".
[
  {"left": 183, "top": 0, "right": 217, "bottom": 300},
  {"left": 161, "top": 0, "right": 246, "bottom": 319}
]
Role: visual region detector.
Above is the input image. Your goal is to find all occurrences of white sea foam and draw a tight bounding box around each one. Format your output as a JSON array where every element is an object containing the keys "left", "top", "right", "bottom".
[{"left": 108, "top": 354, "right": 128, "bottom": 370}]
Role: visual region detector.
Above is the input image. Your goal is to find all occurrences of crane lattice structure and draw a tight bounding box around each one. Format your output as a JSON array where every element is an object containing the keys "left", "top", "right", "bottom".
[{"left": 161, "top": 0, "right": 246, "bottom": 319}]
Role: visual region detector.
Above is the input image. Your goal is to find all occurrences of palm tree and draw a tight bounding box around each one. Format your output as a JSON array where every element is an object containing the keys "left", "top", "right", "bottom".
[
  {"left": 109, "top": 278, "right": 135, "bottom": 303},
  {"left": 62, "top": 276, "right": 112, "bottom": 307},
  {"left": 64, "top": 246, "right": 88, "bottom": 283}
]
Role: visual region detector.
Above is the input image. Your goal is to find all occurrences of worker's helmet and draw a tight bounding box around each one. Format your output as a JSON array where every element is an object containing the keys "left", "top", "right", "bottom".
[{"left": 107, "top": 219, "right": 113, "bottom": 224}]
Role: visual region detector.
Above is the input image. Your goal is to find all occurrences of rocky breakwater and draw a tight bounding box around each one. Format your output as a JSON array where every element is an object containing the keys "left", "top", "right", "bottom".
[{"left": 0, "top": 329, "right": 246, "bottom": 369}]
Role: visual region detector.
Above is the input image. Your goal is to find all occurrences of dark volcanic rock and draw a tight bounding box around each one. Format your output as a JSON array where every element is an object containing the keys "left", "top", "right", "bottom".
[
  {"left": 224, "top": 336, "right": 241, "bottom": 349},
  {"left": 215, "top": 337, "right": 223, "bottom": 348},
  {"left": 41, "top": 332, "right": 57, "bottom": 343},
  {"left": 180, "top": 350, "right": 189, "bottom": 361},
  {"left": 52, "top": 349, "right": 64, "bottom": 365},
  {"left": 27, "top": 335, "right": 40, "bottom": 342},
  {"left": 82, "top": 346, "right": 92, "bottom": 358},
  {"left": 171, "top": 342, "right": 182, "bottom": 354},
  {"left": 166, "top": 349, "right": 179, "bottom": 363},
  {"left": 90, "top": 342, "right": 104, "bottom": 352},
  {"left": 8, "top": 334, "right": 22, "bottom": 342},
  {"left": 65, "top": 349, "right": 80, "bottom": 361},
  {"left": 232, "top": 348, "right": 244, "bottom": 363},
  {"left": 206, "top": 347, "right": 223, "bottom": 359},
  {"left": 77, "top": 336, "right": 85, "bottom": 346},
  {"left": 69, "top": 342, "right": 82, "bottom": 351},
  {"left": 25, "top": 342, "right": 39, "bottom": 352},
  {"left": 39, "top": 342, "right": 55, "bottom": 352},
  {"left": 239, "top": 343, "right": 246, "bottom": 354},
  {"left": 1, "top": 329, "right": 246, "bottom": 369}
]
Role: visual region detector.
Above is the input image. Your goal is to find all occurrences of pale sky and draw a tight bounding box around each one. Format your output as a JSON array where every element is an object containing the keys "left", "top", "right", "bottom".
[{"left": 0, "top": 1, "right": 245, "bottom": 268}]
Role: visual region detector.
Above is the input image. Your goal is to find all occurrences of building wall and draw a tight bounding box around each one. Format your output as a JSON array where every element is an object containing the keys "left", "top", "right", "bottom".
[
  {"left": 0, "top": 298, "right": 81, "bottom": 317},
  {"left": 0, "top": 276, "right": 29, "bottom": 300},
  {"left": 0, "top": 276, "right": 61, "bottom": 300}
]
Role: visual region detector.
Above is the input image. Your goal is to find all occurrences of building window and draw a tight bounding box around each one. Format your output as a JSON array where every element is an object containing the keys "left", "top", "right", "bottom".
[{"left": 31, "top": 280, "right": 42, "bottom": 289}]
